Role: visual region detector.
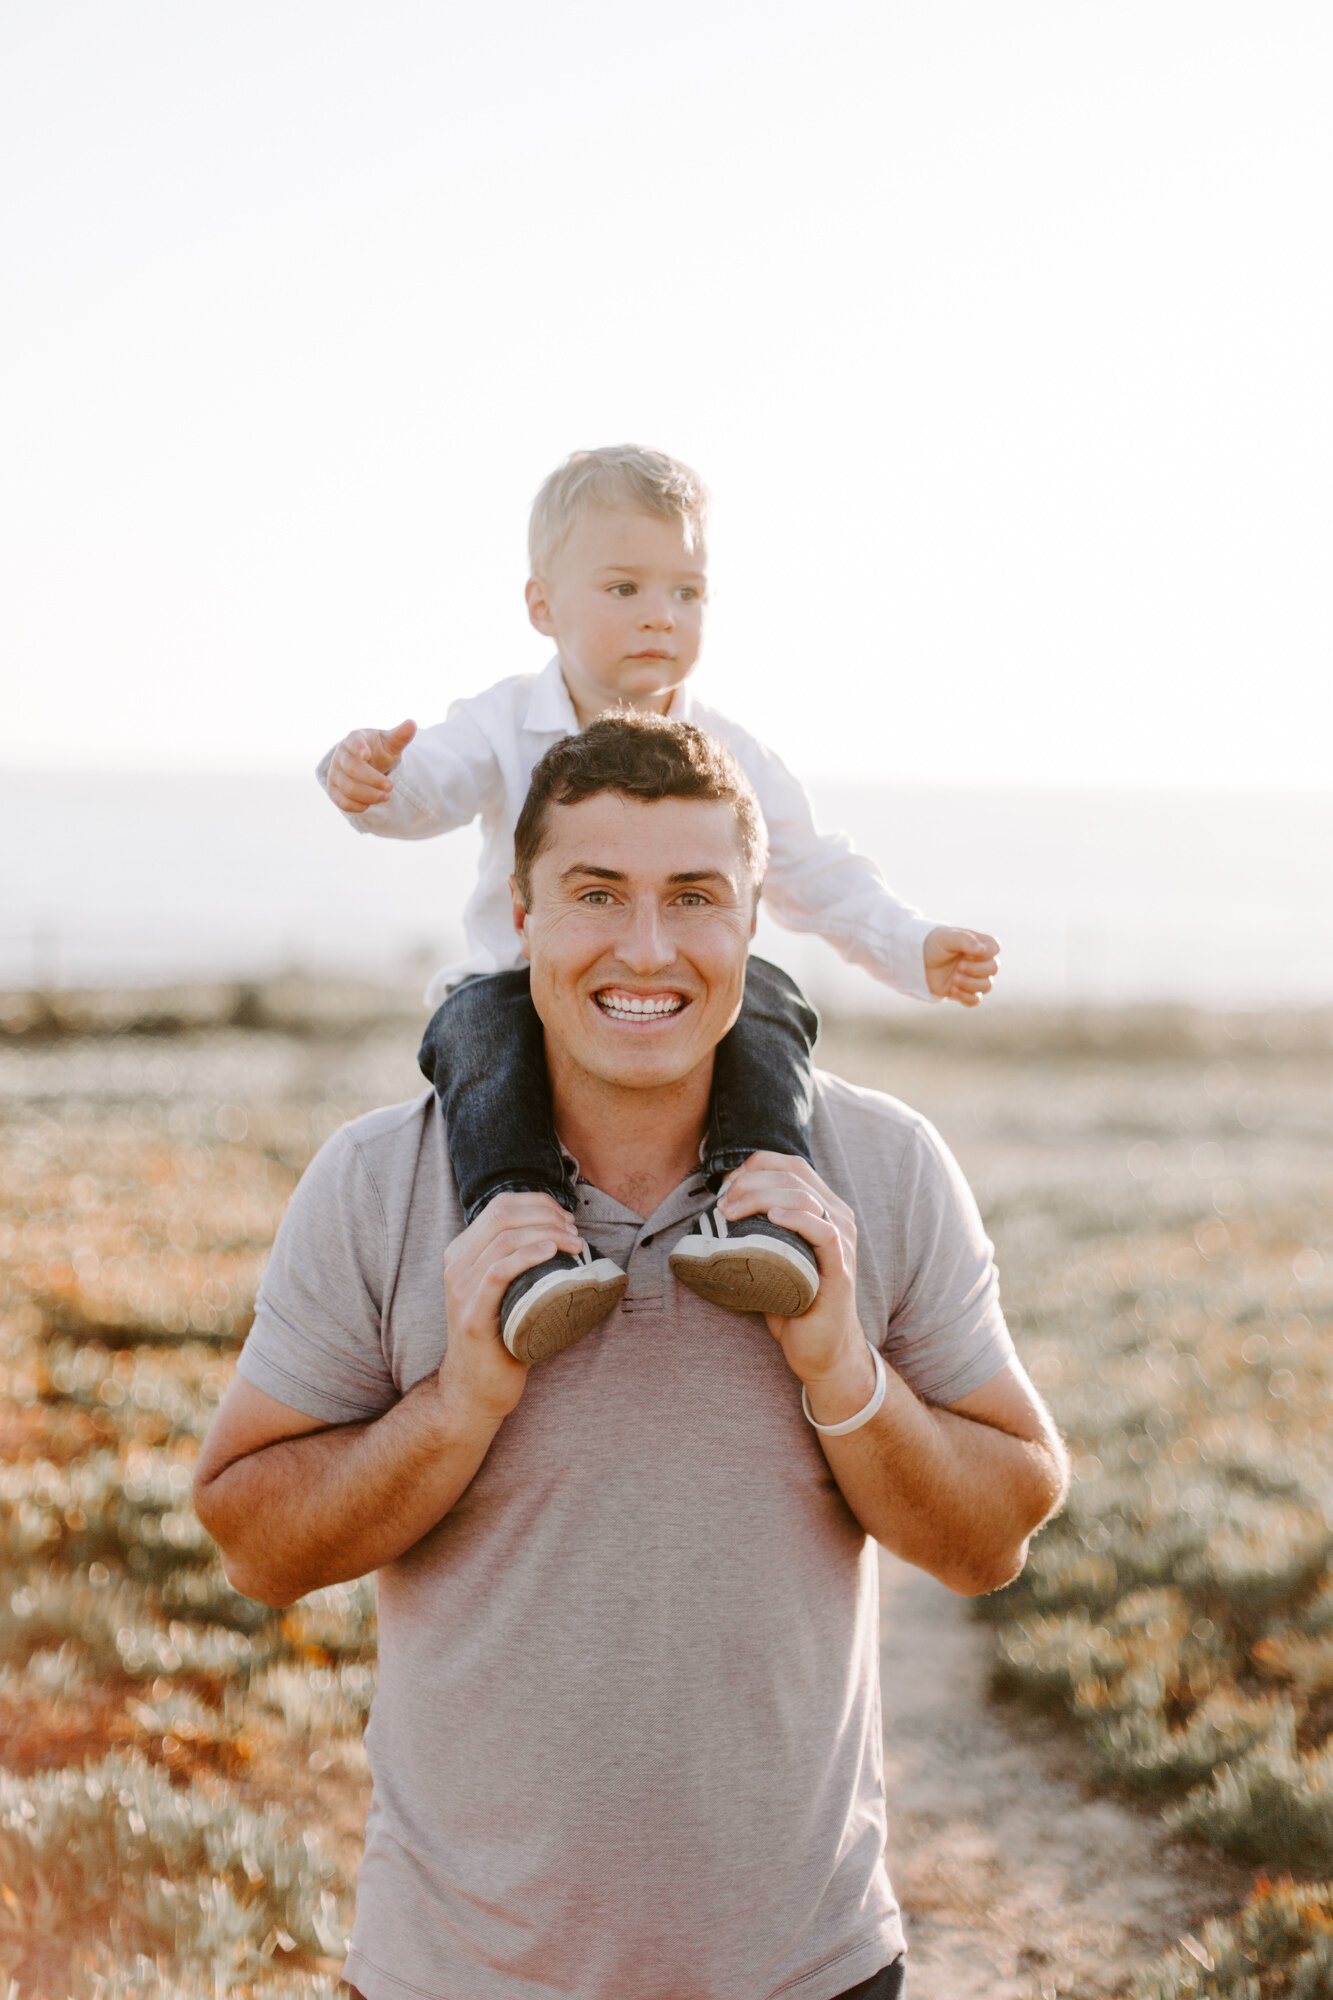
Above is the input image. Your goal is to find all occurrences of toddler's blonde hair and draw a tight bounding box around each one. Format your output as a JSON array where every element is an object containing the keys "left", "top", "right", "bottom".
[{"left": 528, "top": 445, "right": 708, "bottom": 577}]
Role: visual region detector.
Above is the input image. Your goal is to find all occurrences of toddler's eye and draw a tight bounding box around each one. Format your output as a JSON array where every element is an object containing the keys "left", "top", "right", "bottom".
[{"left": 610, "top": 582, "right": 637, "bottom": 597}]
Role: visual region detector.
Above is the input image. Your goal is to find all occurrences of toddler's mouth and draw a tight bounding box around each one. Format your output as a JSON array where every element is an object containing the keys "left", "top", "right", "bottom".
[{"left": 593, "top": 989, "right": 687, "bottom": 1022}]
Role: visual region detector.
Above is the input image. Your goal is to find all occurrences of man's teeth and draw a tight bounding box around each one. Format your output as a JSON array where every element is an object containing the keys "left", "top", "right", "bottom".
[{"left": 597, "top": 993, "right": 684, "bottom": 1018}]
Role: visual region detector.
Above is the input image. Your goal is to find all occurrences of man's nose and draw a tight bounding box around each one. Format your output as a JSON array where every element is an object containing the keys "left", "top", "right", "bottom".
[{"left": 616, "top": 896, "right": 675, "bottom": 972}]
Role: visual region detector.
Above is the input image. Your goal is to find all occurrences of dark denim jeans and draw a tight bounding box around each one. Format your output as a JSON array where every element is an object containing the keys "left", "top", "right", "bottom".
[{"left": 417, "top": 955, "right": 819, "bottom": 1226}]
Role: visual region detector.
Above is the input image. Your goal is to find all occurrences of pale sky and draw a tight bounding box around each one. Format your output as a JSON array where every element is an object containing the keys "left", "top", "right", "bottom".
[{"left": 3, "top": 2, "right": 1329, "bottom": 786}]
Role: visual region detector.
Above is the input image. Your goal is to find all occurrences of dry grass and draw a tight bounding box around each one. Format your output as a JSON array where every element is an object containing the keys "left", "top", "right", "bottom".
[{"left": 0, "top": 982, "right": 1330, "bottom": 1995}]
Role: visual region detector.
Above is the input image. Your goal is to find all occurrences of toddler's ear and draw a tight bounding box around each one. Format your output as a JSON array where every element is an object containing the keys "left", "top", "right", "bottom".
[{"left": 525, "top": 576, "right": 556, "bottom": 637}]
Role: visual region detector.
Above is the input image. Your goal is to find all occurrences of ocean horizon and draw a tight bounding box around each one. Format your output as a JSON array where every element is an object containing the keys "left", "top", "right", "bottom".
[{"left": 3, "top": 770, "right": 1329, "bottom": 1013}]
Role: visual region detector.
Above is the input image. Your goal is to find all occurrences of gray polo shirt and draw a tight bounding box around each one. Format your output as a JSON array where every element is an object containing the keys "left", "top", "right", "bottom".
[{"left": 238, "top": 1071, "right": 1014, "bottom": 2000}]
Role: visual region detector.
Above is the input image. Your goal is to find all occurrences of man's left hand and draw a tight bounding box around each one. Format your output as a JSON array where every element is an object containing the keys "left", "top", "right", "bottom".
[{"left": 716, "top": 1154, "right": 879, "bottom": 1426}]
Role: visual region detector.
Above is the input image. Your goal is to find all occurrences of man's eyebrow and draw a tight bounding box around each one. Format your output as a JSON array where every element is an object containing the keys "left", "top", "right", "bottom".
[{"left": 557, "top": 865, "right": 736, "bottom": 886}]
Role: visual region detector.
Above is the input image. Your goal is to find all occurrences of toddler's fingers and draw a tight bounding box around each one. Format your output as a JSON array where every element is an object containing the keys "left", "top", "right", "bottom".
[
  {"left": 332, "top": 775, "right": 392, "bottom": 812},
  {"left": 382, "top": 718, "right": 417, "bottom": 754}
]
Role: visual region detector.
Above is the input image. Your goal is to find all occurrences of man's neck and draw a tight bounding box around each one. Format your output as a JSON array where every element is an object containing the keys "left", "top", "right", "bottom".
[{"left": 546, "top": 1043, "right": 712, "bottom": 1219}]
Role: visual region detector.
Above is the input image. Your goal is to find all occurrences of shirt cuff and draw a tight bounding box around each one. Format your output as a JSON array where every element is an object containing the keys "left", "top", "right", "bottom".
[{"left": 877, "top": 912, "right": 940, "bottom": 1003}]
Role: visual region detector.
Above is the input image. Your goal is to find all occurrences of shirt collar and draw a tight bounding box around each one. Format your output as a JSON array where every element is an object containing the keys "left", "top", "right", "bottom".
[
  {"left": 523, "top": 656, "right": 698, "bottom": 735},
  {"left": 523, "top": 658, "right": 581, "bottom": 735}
]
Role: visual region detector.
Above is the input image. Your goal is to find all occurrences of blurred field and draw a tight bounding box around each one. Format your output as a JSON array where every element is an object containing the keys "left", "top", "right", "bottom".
[{"left": 1, "top": 983, "right": 1331, "bottom": 1996}]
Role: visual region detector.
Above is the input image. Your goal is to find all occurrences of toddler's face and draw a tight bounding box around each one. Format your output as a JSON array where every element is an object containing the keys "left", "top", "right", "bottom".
[{"left": 526, "top": 506, "right": 707, "bottom": 723}]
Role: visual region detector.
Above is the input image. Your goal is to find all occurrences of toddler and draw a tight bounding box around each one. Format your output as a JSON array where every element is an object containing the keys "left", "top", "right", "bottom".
[{"left": 319, "top": 446, "right": 999, "bottom": 1363}]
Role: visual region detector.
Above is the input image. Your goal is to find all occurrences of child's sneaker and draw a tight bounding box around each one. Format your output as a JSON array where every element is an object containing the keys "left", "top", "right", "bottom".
[
  {"left": 500, "top": 1243, "right": 627, "bottom": 1364},
  {"left": 669, "top": 1209, "right": 818, "bottom": 1317}
]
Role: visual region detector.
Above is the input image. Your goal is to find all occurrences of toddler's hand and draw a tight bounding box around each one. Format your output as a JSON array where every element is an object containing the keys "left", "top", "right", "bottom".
[
  {"left": 924, "top": 927, "right": 1001, "bottom": 1007},
  {"left": 326, "top": 719, "right": 417, "bottom": 814}
]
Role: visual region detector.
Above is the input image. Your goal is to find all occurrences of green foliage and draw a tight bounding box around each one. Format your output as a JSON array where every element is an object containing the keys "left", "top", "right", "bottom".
[
  {"left": 0, "top": 1750, "right": 348, "bottom": 1967},
  {"left": 254, "top": 1662, "right": 375, "bottom": 1742},
  {"left": 1131, "top": 1878, "right": 1333, "bottom": 1998},
  {"left": 0, "top": 1571, "right": 271, "bottom": 1689},
  {"left": 279, "top": 1579, "right": 377, "bottom": 1663},
  {"left": 72, "top": 1964, "right": 343, "bottom": 2000},
  {"left": 1168, "top": 1742, "right": 1333, "bottom": 1873}
]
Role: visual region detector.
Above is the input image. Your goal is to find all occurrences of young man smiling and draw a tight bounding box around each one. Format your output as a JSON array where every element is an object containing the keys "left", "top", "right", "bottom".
[{"left": 197, "top": 716, "right": 1066, "bottom": 2000}]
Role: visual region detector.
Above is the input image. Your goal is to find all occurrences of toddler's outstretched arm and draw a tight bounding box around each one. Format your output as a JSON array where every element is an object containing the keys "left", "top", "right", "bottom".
[
  {"left": 326, "top": 719, "right": 417, "bottom": 815},
  {"left": 923, "top": 927, "right": 1001, "bottom": 1007}
]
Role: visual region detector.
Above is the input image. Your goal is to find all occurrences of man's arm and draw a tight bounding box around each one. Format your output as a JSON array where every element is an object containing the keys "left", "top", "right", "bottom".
[
  {"left": 716, "top": 1153, "right": 1068, "bottom": 1597},
  {"left": 808, "top": 1352, "right": 1066, "bottom": 1595},
  {"left": 193, "top": 1193, "right": 584, "bottom": 1607}
]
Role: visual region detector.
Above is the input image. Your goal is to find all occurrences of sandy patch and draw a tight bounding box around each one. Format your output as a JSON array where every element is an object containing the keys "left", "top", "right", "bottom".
[{"left": 879, "top": 1551, "right": 1253, "bottom": 1998}]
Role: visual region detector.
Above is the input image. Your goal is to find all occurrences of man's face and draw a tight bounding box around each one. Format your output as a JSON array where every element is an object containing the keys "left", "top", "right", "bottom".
[
  {"left": 525, "top": 507, "right": 708, "bottom": 720},
  {"left": 514, "top": 792, "right": 755, "bottom": 1097}
]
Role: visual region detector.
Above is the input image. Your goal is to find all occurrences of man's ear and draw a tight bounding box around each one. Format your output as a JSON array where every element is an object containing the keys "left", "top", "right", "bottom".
[
  {"left": 510, "top": 875, "right": 533, "bottom": 961},
  {"left": 749, "top": 881, "right": 763, "bottom": 941},
  {"left": 525, "top": 576, "right": 556, "bottom": 639}
]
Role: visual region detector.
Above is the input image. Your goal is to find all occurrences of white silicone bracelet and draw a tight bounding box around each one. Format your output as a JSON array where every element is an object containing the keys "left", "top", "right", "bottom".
[{"left": 801, "top": 1345, "right": 888, "bottom": 1436}]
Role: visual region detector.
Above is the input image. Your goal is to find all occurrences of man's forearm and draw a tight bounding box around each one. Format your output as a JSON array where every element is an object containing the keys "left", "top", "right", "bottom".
[
  {"left": 194, "top": 1378, "right": 504, "bottom": 1608},
  {"left": 817, "top": 1365, "right": 1067, "bottom": 1595}
]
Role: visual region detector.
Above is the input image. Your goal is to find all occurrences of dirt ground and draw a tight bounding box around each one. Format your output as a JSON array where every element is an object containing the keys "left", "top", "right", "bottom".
[{"left": 877, "top": 1551, "right": 1253, "bottom": 1999}]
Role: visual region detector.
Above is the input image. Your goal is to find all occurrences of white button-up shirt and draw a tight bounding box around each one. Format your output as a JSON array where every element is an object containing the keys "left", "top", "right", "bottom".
[{"left": 317, "top": 659, "right": 937, "bottom": 1007}]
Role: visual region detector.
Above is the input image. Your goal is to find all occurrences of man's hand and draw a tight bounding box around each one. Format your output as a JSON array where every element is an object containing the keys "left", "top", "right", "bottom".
[
  {"left": 326, "top": 719, "right": 417, "bottom": 814},
  {"left": 924, "top": 926, "right": 1001, "bottom": 1006},
  {"left": 438, "top": 1193, "right": 584, "bottom": 1424},
  {"left": 714, "top": 1150, "right": 1067, "bottom": 1593},
  {"left": 716, "top": 1153, "right": 878, "bottom": 1424}
]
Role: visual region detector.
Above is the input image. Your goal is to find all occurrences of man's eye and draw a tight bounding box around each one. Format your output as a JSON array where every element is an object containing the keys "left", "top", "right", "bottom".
[
  {"left": 676, "top": 892, "right": 709, "bottom": 907},
  {"left": 581, "top": 890, "right": 615, "bottom": 905}
]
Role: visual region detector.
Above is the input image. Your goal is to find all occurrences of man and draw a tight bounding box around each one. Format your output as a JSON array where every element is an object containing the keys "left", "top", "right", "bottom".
[{"left": 194, "top": 715, "right": 1068, "bottom": 2000}]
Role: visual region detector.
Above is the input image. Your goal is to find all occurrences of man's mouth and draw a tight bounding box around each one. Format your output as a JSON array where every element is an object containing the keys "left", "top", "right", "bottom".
[{"left": 593, "top": 988, "right": 687, "bottom": 1022}]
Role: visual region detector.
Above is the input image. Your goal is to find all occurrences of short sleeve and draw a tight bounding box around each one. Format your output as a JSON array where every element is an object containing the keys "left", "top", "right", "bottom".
[
  {"left": 879, "top": 1121, "right": 1015, "bottom": 1405},
  {"left": 237, "top": 1128, "right": 400, "bottom": 1424}
]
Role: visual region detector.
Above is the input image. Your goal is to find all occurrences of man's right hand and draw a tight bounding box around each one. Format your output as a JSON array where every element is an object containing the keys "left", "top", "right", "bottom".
[
  {"left": 326, "top": 719, "right": 417, "bottom": 814},
  {"left": 438, "top": 1193, "right": 584, "bottom": 1424}
]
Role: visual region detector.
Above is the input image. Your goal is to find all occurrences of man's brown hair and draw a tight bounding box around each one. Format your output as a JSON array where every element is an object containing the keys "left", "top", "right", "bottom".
[{"left": 512, "top": 713, "right": 767, "bottom": 905}]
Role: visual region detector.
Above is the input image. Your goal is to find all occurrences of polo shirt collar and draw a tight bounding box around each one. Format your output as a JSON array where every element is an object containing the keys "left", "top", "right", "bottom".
[{"left": 523, "top": 657, "right": 699, "bottom": 736}]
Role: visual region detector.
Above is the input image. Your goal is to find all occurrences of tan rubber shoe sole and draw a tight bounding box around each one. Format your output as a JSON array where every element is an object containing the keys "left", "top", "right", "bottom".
[
  {"left": 504, "top": 1262, "right": 628, "bottom": 1364},
  {"left": 669, "top": 1240, "right": 817, "bottom": 1317}
]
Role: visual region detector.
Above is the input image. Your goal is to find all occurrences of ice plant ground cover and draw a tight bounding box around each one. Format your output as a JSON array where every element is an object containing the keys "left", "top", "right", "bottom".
[{"left": 0, "top": 980, "right": 1330, "bottom": 1996}]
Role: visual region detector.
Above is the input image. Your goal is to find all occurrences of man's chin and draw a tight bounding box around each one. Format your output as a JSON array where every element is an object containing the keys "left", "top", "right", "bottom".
[{"left": 579, "top": 1012, "right": 710, "bottom": 1089}]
